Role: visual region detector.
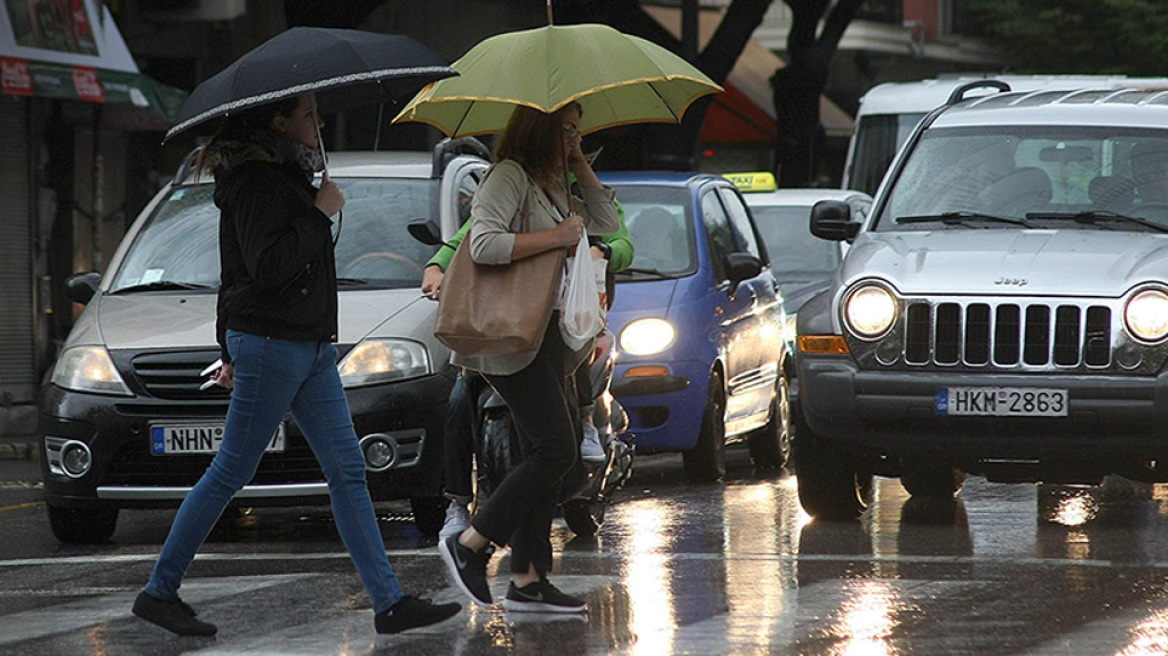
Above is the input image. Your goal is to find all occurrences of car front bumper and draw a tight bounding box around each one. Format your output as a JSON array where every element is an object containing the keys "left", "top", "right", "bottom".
[
  {"left": 39, "top": 371, "right": 454, "bottom": 509},
  {"left": 610, "top": 360, "right": 706, "bottom": 452},
  {"left": 799, "top": 354, "right": 1168, "bottom": 463}
]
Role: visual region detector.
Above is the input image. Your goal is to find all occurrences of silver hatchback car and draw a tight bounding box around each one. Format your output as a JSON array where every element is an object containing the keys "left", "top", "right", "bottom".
[{"left": 39, "top": 140, "right": 490, "bottom": 542}]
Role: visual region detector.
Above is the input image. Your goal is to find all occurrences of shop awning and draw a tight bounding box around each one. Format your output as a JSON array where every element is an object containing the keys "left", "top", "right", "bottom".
[
  {"left": 644, "top": 6, "right": 854, "bottom": 144},
  {"left": 1, "top": 0, "right": 186, "bottom": 128}
]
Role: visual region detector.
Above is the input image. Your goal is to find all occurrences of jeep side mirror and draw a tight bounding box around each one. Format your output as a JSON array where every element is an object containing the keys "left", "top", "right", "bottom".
[
  {"left": 66, "top": 272, "right": 101, "bottom": 305},
  {"left": 810, "top": 200, "right": 858, "bottom": 242},
  {"left": 724, "top": 252, "right": 761, "bottom": 298}
]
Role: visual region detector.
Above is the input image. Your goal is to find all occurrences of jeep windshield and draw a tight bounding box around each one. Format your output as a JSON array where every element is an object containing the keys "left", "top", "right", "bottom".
[
  {"left": 108, "top": 178, "right": 442, "bottom": 293},
  {"left": 876, "top": 126, "right": 1168, "bottom": 233}
]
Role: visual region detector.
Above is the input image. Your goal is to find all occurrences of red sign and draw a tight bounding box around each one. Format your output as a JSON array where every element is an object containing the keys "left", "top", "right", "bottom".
[
  {"left": 72, "top": 66, "right": 104, "bottom": 102},
  {"left": 0, "top": 57, "right": 34, "bottom": 96}
]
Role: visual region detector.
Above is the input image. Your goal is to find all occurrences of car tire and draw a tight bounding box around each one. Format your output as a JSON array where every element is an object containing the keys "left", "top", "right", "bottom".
[
  {"left": 562, "top": 498, "right": 605, "bottom": 537},
  {"left": 746, "top": 370, "right": 791, "bottom": 470},
  {"left": 410, "top": 496, "right": 447, "bottom": 537},
  {"left": 899, "top": 459, "right": 966, "bottom": 499},
  {"left": 47, "top": 504, "right": 118, "bottom": 544},
  {"left": 792, "top": 406, "right": 870, "bottom": 520},
  {"left": 683, "top": 370, "right": 726, "bottom": 483}
]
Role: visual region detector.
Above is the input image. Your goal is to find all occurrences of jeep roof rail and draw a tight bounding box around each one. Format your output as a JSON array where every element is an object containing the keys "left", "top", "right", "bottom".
[
  {"left": 431, "top": 137, "right": 491, "bottom": 178},
  {"left": 946, "top": 79, "right": 1011, "bottom": 106},
  {"left": 172, "top": 146, "right": 205, "bottom": 186}
]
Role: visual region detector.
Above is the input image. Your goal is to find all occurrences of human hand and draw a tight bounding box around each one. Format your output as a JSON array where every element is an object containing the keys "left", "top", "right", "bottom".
[
  {"left": 213, "top": 363, "right": 234, "bottom": 390},
  {"left": 315, "top": 173, "right": 346, "bottom": 217},
  {"left": 554, "top": 214, "right": 585, "bottom": 248},
  {"left": 421, "top": 266, "right": 444, "bottom": 300},
  {"left": 590, "top": 245, "right": 604, "bottom": 260}
]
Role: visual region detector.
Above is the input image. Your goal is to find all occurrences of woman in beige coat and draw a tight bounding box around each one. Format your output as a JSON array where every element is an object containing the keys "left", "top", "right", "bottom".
[{"left": 439, "top": 102, "right": 619, "bottom": 613}]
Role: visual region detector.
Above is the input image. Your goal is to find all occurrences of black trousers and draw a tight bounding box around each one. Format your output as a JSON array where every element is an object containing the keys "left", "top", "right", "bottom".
[
  {"left": 441, "top": 370, "right": 483, "bottom": 502},
  {"left": 476, "top": 320, "right": 578, "bottom": 575}
]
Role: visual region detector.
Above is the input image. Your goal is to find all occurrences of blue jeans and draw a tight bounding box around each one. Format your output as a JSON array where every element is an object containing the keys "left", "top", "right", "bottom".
[{"left": 144, "top": 331, "right": 404, "bottom": 613}]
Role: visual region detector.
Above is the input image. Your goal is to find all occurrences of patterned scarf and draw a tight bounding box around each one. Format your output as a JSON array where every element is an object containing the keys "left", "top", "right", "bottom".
[{"left": 250, "top": 128, "right": 325, "bottom": 180}]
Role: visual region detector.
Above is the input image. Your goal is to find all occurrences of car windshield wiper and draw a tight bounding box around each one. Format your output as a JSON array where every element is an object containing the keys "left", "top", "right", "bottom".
[
  {"left": 617, "top": 266, "right": 671, "bottom": 279},
  {"left": 335, "top": 277, "right": 369, "bottom": 286},
  {"left": 110, "top": 281, "right": 215, "bottom": 294},
  {"left": 1024, "top": 211, "right": 1168, "bottom": 234},
  {"left": 898, "top": 211, "right": 1034, "bottom": 228}
]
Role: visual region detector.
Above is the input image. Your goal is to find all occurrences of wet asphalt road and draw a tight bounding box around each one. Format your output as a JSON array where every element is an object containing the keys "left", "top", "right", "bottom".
[{"left": 5, "top": 449, "right": 1168, "bottom": 655}]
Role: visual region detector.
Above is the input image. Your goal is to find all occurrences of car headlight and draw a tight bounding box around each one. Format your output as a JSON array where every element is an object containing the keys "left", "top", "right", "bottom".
[
  {"left": 1125, "top": 288, "right": 1168, "bottom": 342},
  {"left": 51, "top": 346, "right": 132, "bottom": 396},
  {"left": 844, "top": 283, "right": 898, "bottom": 338},
  {"left": 337, "top": 339, "right": 430, "bottom": 388},
  {"left": 620, "top": 318, "right": 676, "bottom": 356}
]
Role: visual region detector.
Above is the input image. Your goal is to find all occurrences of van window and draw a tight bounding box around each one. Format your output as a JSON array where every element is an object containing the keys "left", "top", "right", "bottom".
[{"left": 847, "top": 113, "right": 925, "bottom": 195}]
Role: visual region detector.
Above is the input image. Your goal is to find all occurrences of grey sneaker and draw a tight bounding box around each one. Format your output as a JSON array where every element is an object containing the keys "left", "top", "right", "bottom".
[
  {"left": 580, "top": 422, "right": 606, "bottom": 464},
  {"left": 502, "top": 579, "right": 586, "bottom": 613},
  {"left": 438, "top": 501, "right": 470, "bottom": 541},
  {"left": 438, "top": 536, "right": 493, "bottom": 605}
]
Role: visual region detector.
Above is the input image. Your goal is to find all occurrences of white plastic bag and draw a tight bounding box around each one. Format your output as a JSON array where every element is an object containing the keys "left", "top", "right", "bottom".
[{"left": 559, "top": 232, "right": 605, "bottom": 350}]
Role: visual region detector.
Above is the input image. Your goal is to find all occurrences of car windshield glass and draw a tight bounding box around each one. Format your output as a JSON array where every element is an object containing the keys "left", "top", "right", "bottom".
[
  {"left": 876, "top": 126, "right": 1168, "bottom": 232},
  {"left": 109, "top": 178, "right": 441, "bottom": 293},
  {"left": 750, "top": 205, "right": 841, "bottom": 274},
  {"left": 611, "top": 185, "right": 695, "bottom": 278}
]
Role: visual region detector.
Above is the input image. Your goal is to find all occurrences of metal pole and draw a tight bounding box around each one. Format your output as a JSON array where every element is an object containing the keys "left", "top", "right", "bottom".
[{"left": 547, "top": 0, "right": 553, "bottom": 25}]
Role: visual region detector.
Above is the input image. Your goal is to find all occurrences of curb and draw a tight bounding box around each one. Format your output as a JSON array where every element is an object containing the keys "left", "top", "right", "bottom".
[{"left": 0, "top": 438, "right": 38, "bottom": 461}]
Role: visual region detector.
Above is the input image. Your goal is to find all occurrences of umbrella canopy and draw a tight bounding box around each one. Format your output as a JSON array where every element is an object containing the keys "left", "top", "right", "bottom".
[
  {"left": 393, "top": 23, "right": 722, "bottom": 137},
  {"left": 165, "top": 27, "right": 457, "bottom": 142}
]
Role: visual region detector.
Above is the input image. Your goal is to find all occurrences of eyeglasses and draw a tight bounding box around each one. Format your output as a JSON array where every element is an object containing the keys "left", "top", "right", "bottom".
[{"left": 563, "top": 124, "right": 580, "bottom": 139}]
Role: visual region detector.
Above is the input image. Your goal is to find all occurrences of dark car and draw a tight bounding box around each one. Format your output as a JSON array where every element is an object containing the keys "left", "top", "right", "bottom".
[
  {"left": 601, "top": 172, "right": 789, "bottom": 482},
  {"left": 39, "top": 139, "right": 490, "bottom": 543}
]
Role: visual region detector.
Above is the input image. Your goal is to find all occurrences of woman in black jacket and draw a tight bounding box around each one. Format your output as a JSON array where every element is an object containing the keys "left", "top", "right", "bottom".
[{"left": 132, "top": 94, "right": 460, "bottom": 637}]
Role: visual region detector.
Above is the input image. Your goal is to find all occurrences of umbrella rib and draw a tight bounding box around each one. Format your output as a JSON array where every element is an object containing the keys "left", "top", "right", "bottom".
[
  {"left": 452, "top": 100, "right": 476, "bottom": 139},
  {"left": 647, "top": 80, "right": 681, "bottom": 123}
]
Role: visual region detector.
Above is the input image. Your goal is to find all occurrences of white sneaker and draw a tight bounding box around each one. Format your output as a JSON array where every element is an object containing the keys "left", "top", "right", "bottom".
[
  {"left": 580, "top": 422, "right": 606, "bottom": 464},
  {"left": 438, "top": 501, "right": 470, "bottom": 541}
]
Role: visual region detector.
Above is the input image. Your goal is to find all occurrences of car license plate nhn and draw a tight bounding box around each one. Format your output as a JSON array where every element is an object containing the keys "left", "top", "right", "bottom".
[
  {"left": 151, "top": 423, "right": 286, "bottom": 455},
  {"left": 936, "top": 387, "right": 1067, "bottom": 417}
]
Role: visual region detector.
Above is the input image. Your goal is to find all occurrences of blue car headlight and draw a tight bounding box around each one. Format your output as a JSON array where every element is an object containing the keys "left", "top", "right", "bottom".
[{"left": 620, "top": 318, "right": 676, "bottom": 356}]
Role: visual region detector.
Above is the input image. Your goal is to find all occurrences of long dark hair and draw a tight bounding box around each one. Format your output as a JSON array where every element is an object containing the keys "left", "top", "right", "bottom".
[
  {"left": 194, "top": 96, "right": 301, "bottom": 178},
  {"left": 494, "top": 102, "right": 581, "bottom": 180}
]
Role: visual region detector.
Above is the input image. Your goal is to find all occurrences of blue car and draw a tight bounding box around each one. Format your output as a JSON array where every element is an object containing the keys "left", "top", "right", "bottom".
[{"left": 600, "top": 172, "right": 790, "bottom": 481}]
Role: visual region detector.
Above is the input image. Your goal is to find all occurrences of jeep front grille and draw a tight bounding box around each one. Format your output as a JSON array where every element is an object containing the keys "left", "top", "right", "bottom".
[{"left": 903, "top": 300, "right": 1112, "bottom": 369}]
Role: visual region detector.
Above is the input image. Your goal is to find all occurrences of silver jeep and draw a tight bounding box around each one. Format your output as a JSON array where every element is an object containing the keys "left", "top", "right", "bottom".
[{"left": 796, "top": 82, "right": 1168, "bottom": 518}]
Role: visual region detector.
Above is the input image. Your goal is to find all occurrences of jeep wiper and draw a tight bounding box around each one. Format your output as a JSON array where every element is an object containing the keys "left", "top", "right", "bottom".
[
  {"left": 1025, "top": 211, "right": 1168, "bottom": 234},
  {"left": 898, "top": 212, "right": 1034, "bottom": 228},
  {"left": 617, "top": 266, "right": 671, "bottom": 279},
  {"left": 111, "top": 281, "right": 214, "bottom": 294}
]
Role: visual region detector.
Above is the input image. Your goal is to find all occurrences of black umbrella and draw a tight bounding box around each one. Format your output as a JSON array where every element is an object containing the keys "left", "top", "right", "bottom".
[{"left": 164, "top": 27, "right": 457, "bottom": 142}]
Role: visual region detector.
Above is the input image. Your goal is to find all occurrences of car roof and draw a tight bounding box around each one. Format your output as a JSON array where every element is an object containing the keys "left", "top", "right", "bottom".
[
  {"left": 858, "top": 75, "right": 1168, "bottom": 116},
  {"left": 321, "top": 151, "right": 436, "bottom": 178},
  {"left": 598, "top": 171, "right": 725, "bottom": 187},
  {"left": 742, "top": 188, "right": 870, "bottom": 207},
  {"left": 931, "top": 87, "right": 1168, "bottom": 129}
]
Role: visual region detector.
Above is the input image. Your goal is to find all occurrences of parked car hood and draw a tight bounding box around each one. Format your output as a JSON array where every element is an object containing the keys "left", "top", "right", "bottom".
[
  {"left": 87, "top": 289, "right": 429, "bottom": 351},
  {"left": 842, "top": 230, "right": 1168, "bottom": 297}
]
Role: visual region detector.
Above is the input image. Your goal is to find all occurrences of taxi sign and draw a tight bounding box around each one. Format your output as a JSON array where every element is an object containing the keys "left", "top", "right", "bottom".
[{"left": 723, "top": 171, "right": 776, "bottom": 193}]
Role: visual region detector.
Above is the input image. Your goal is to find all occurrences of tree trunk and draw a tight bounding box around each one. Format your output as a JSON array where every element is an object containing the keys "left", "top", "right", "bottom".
[{"left": 773, "top": 0, "right": 861, "bottom": 187}]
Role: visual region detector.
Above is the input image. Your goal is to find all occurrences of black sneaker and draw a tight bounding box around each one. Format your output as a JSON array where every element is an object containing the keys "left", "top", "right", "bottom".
[
  {"left": 502, "top": 579, "right": 586, "bottom": 613},
  {"left": 375, "top": 595, "right": 461, "bottom": 634},
  {"left": 132, "top": 590, "right": 217, "bottom": 636},
  {"left": 438, "top": 536, "right": 493, "bottom": 605}
]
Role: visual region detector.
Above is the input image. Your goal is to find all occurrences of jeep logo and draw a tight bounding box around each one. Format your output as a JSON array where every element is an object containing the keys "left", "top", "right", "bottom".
[{"left": 994, "top": 277, "right": 1028, "bottom": 287}]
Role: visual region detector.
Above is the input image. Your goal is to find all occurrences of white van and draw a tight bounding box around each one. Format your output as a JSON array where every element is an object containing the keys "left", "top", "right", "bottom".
[{"left": 842, "top": 75, "right": 1168, "bottom": 196}]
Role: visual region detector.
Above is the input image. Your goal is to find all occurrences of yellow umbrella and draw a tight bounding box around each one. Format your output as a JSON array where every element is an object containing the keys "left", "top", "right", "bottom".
[{"left": 393, "top": 22, "right": 722, "bottom": 137}]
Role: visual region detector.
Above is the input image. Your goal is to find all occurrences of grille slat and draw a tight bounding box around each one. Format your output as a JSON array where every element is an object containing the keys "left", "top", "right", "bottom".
[
  {"left": 901, "top": 299, "right": 1111, "bottom": 370},
  {"left": 131, "top": 349, "right": 230, "bottom": 400}
]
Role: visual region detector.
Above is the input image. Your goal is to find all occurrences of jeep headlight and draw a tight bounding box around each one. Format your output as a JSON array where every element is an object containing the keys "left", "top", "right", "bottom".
[
  {"left": 51, "top": 346, "right": 132, "bottom": 396},
  {"left": 844, "top": 284, "right": 898, "bottom": 338},
  {"left": 1125, "top": 288, "right": 1168, "bottom": 342},
  {"left": 620, "top": 318, "right": 676, "bottom": 355},
  {"left": 337, "top": 339, "right": 430, "bottom": 387}
]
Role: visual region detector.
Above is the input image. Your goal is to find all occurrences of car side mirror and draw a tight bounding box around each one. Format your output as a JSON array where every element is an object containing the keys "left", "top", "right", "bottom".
[
  {"left": 810, "top": 200, "right": 859, "bottom": 242},
  {"left": 407, "top": 219, "right": 443, "bottom": 246},
  {"left": 724, "top": 252, "right": 761, "bottom": 298},
  {"left": 66, "top": 272, "right": 101, "bottom": 305}
]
